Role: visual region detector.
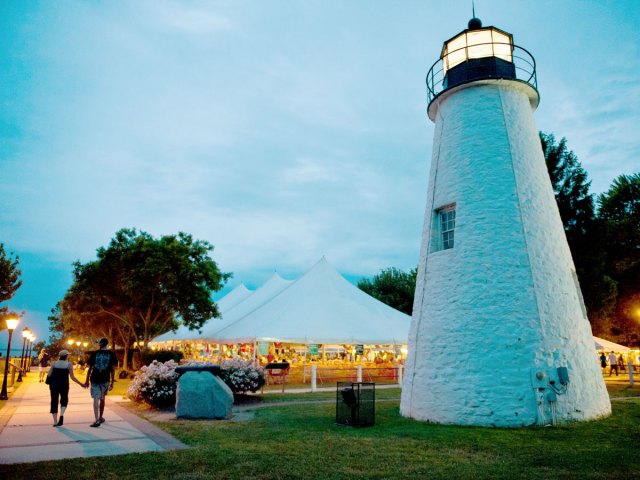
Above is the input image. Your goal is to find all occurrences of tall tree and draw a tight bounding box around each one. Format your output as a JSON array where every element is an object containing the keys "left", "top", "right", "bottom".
[
  {"left": 0, "top": 243, "right": 22, "bottom": 324},
  {"left": 60, "top": 228, "right": 231, "bottom": 350},
  {"left": 540, "top": 132, "right": 595, "bottom": 240},
  {"left": 540, "top": 132, "right": 616, "bottom": 331},
  {"left": 598, "top": 173, "right": 640, "bottom": 344},
  {"left": 358, "top": 267, "right": 417, "bottom": 315},
  {"left": 598, "top": 173, "right": 640, "bottom": 274}
]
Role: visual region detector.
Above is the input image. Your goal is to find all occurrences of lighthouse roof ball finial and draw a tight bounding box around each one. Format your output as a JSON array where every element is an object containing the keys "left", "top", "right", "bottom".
[{"left": 468, "top": 17, "right": 482, "bottom": 30}]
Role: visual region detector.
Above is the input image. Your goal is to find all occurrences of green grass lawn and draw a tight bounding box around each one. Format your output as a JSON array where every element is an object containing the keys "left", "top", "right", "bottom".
[
  {"left": 110, "top": 376, "right": 131, "bottom": 398},
  {"left": 4, "top": 384, "right": 639, "bottom": 479}
]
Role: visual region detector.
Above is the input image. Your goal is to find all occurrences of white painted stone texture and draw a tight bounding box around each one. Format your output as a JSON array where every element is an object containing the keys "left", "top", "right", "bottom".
[{"left": 400, "top": 81, "right": 611, "bottom": 426}]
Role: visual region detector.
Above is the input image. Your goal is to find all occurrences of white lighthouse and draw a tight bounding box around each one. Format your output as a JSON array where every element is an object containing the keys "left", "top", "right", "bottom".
[{"left": 400, "top": 18, "right": 611, "bottom": 427}]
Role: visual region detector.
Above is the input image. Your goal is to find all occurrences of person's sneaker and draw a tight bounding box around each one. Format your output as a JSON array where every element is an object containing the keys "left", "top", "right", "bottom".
[
  {"left": 98, "top": 417, "right": 105, "bottom": 424},
  {"left": 56, "top": 416, "right": 64, "bottom": 426},
  {"left": 90, "top": 421, "right": 101, "bottom": 428}
]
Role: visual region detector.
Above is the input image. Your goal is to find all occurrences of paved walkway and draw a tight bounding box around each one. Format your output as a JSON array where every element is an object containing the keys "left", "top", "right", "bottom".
[{"left": 0, "top": 375, "right": 187, "bottom": 465}]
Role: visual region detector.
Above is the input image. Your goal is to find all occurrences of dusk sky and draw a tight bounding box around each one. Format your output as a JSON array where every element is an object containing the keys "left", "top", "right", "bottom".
[{"left": 1, "top": 0, "right": 639, "bottom": 345}]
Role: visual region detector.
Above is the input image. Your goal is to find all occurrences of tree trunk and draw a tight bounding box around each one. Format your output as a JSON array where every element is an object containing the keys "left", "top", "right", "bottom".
[{"left": 122, "top": 345, "right": 129, "bottom": 371}]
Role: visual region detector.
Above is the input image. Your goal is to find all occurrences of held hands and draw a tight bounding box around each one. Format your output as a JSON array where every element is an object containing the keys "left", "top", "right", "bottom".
[{"left": 109, "top": 383, "right": 114, "bottom": 391}]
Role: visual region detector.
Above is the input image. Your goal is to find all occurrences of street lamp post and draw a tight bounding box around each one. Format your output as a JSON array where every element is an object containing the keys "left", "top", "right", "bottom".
[
  {"left": 26, "top": 334, "right": 35, "bottom": 372},
  {"left": 24, "top": 330, "right": 32, "bottom": 371},
  {"left": 17, "top": 328, "right": 30, "bottom": 382},
  {"left": 0, "top": 317, "right": 20, "bottom": 400}
]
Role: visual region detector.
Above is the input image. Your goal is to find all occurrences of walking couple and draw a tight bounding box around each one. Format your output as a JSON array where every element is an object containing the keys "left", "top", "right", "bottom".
[{"left": 46, "top": 337, "right": 118, "bottom": 428}]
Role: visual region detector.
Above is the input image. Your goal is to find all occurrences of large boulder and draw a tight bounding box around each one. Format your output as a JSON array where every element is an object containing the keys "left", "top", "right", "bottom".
[{"left": 176, "top": 371, "right": 233, "bottom": 419}]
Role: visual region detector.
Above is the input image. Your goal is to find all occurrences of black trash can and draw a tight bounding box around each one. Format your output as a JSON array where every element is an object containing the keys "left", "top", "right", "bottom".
[{"left": 336, "top": 382, "right": 375, "bottom": 427}]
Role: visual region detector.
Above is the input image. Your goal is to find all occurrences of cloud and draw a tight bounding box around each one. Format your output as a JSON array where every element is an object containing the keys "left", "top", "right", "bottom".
[{"left": 150, "top": 1, "right": 235, "bottom": 35}]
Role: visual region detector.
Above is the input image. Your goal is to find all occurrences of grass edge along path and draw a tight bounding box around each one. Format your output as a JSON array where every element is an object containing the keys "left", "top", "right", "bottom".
[{"left": 0, "top": 384, "right": 638, "bottom": 479}]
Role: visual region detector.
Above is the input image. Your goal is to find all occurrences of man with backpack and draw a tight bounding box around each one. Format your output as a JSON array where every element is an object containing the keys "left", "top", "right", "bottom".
[{"left": 84, "top": 337, "right": 118, "bottom": 427}]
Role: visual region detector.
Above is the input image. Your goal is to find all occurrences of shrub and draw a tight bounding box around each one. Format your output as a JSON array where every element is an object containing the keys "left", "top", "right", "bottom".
[
  {"left": 219, "top": 358, "right": 266, "bottom": 394},
  {"left": 127, "top": 359, "right": 180, "bottom": 408},
  {"left": 178, "top": 358, "right": 265, "bottom": 394},
  {"left": 127, "top": 358, "right": 267, "bottom": 407},
  {"left": 140, "top": 349, "right": 184, "bottom": 366}
]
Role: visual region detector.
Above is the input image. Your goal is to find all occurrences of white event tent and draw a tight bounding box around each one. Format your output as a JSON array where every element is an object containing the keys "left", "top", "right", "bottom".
[
  {"left": 152, "top": 282, "right": 254, "bottom": 343},
  {"left": 151, "top": 257, "right": 412, "bottom": 348},
  {"left": 199, "top": 272, "right": 294, "bottom": 339},
  {"left": 594, "top": 336, "right": 630, "bottom": 352}
]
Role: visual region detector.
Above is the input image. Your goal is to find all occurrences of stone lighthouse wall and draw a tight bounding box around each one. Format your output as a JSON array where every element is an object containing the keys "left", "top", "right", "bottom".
[{"left": 400, "top": 81, "right": 611, "bottom": 427}]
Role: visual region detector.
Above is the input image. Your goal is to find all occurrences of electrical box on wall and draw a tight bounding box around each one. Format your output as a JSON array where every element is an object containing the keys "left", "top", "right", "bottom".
[{"left": 557, "top": 367, "right": 569, "bottom": 385}]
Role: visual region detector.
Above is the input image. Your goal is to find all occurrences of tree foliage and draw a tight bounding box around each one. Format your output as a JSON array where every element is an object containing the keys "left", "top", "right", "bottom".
[
  {"left": 598, "top": 173, "right": 640, "bottom": 274},
  {"left": 540, "top": 133, "right": 640, "bottom": 344},
  {"left": 598, "top": 173, "right": 640, "bottom": 344},
  {"left": 540, "top": 132, "right": 595, "bottom": 239},
  {"left": 357, "top": 267, "right": 417, "bottom": 315},
  {"left": 540, "top": 132, "right": 617, "bottom": 328},
  {"left": 0, "top": 243, "right": 22, "bottom": 324},
  {"left": 56, "top": 228, "right": 230, "bottom": 365}
]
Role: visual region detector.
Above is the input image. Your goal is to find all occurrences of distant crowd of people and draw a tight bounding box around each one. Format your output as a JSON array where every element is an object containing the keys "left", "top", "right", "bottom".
[{"left": 598, "top": 351, "right": 640, "bottom": 376}]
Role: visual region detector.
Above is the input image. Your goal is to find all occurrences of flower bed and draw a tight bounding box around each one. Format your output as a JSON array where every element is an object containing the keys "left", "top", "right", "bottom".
[
  {"left": 219, "top": 358, "right": 266, "bottom": 394},
  {"left": 127, "top": 359, "right": 180, "bottom": 408},
  {"left": 128, "top": 358, "right": 266, "bottom": 407}
]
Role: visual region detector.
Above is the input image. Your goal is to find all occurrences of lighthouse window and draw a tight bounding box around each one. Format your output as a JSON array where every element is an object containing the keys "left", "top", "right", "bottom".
[{"left": 433, "top": 205, "right": 456, "bottom": 252}]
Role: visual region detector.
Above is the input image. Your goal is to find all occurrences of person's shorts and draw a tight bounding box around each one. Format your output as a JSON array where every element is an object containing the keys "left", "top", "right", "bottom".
[{"left": 90, "top": 382, "right": 110, "bottom": 399}]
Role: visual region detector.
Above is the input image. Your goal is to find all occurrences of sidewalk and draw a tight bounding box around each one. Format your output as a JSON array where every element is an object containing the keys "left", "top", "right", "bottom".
[{"left": 0, "top": 375, "right": 187, "bottom": 464}]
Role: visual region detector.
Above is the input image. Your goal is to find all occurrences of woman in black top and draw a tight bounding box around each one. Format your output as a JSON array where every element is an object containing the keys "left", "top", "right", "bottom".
[{"left": 46, "top": 350, "right": 85, "bottom": 427}]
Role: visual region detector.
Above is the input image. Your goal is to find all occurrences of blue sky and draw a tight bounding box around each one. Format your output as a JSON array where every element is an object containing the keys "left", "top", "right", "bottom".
[{"left": 1, "top": 0, "right": 639, "bottom": 344}]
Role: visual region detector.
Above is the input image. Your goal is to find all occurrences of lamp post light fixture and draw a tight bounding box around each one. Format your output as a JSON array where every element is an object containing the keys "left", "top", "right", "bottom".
[
  {"left": 0, "top": 317, "right": 20, "bottom": 400},
  {"left": 66, "top": 339, "right": 74, "bottom": 360},
  {"left": 17, "top": 328, "right": 31, "bottom": 382}
]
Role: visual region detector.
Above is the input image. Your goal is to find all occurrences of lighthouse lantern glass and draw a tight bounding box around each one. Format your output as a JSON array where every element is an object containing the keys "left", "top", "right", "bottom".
[{"left": 442, "top": 27, "right": 513, "bottom": 75}]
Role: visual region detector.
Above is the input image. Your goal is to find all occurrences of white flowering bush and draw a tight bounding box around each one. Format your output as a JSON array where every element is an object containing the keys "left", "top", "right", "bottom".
[
  {"left": 127, "top": 359, "right": 180, "bottom": 408},
  {"left": 219, "top": 358, "right": 266, "bottom": 394},
  {"left": 128, "top": 358, "right": 266, "bottom": 407}
]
